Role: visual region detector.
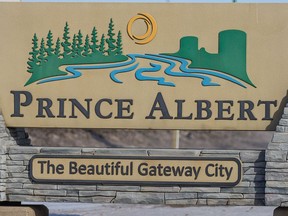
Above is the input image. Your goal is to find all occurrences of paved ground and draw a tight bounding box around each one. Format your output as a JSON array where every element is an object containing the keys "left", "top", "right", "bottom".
[{"left": 30, "top": 203, "right": 276, "bottom": 216}]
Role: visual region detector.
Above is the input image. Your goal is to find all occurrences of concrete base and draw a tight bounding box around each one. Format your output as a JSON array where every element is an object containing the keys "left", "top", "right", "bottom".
[
  {"left": 0, "top": 205, "right": 48, "bottom": 216},
  {"left": 274, "top": 207, "right": 288, "bottom": 216}
]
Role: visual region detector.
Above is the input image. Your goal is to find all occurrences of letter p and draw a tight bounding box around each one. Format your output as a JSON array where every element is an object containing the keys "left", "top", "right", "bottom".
[{"left": 10, "top": 91, "right": 32, "bottom": 117}]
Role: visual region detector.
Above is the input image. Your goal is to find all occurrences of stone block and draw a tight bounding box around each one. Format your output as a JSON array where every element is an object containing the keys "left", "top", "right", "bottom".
[
  {"left": 95, "top": 149, "right": 147, "bottom": 156},
  {"left": 266, "top": 172, "right": 288, "bottom": 181},
  {"left": 268, "top": 143, "right": 288, "bottom": 151},
  {"left": 244, "top": 167, "right": 265, "bottom": 175},
  {"left": 9, "top": 195, "right": 39, "bottom": 204},
  {"left": 0, "top": 170, "right": 8, "bottom": 178},
  {"left": 207, "top": 199, "right": 228, "bottom": 205},
  {"left": 243, "top": 162, "right": 266, "bottom": 168},
  {"left": 97, "top": 185, "right": 140, "bottom": 192},
  {"left": 114, "top": 192, "right": 164, "bottom": 204},
  {"left": 58, "top": 185, "right": 96, "bottom": 191},
  {"left": 46, "top": 196, "right": 79, "bottom": 202},
  {"left": 81, "top": 148, "right": 96, "bottom": 155},
  {"left": 6, "top": 178, "right": 31, "bottom": 184},
  {"left": 266, "top": 168, "right": 288, "bottom": 173},
  {"left": 221, "top": 187, "right": 264, "bottom": 194},
  {"left": 180, "top": 187, "right": 220, "bottom": 193},
  {"left": 34, "top": 190, "right": 66, "bottom": 196},
  {"left": 8, "top": 171, "right": 28, "bottom": 178},
  {"left": 166, "top": 199, "right": 197, "bottom": 205},
  {"left": 79, "top": 196, "right": 114, "bottom": 203},
  {"left": 266, "top": 181, "right": 288, "bottom": 188},
  {"left": 66, "top": 190, "right": 79, "bottom": 197},
  {"left": 9, "top": 154, "right": 33, "bottom": 161},
  {"left": 277, "top": 126, "right": 288, "bottom": 133},
  {"left": 40, "top": 147, "right": 81, "bottom": 154},
  {"left": 198, "top": 193, "right": 243, "bottom": 199},
  {"left": 79, "top": 191, "right": 116, "bottom": 197},
  {"left": 7, "top": 166, "right": 26, "bottom": 173},
  {"left": 266, "top": 162, "right": 288, "bottom": 169},
  {"left": 196, "top": 199, "right": 207, "bottom": 205},
  {"left": 284, "top": 107, "right": 288, "bottom": 115},
  {"left": 243, "top": 193, "right": 265, "bottom": 199},
  {"left": 6, "top": 183, "right": 22, "bottom": 189},
  {"left": 148, "top": 149, "right": 201, "bottom": 157},
  {"left": 228, "top": 199, "right": 264, "bottom": 206},
  {"left": 266, "top": 194, "right": 288, "bottom": 206},
  {"left": 165, "top": 192, "right": 197, "bottom": 200},
  {"left": 23, "top": 184, "right": 57, "bottom": 190},
  {"left": 8, "top": 147, "right": 41, "bottom": 154},
  {"left": 272, "top": 133, "right": 288, "bottom": 143},
  {"left": 6, "top": 188, "right": 33, "bottom": 195},
  {"left": 266, "top": 151, "right": 287, "bottom": 162},
  {"left": 240, "top": 151, "right": 265, "bottom": 162},
  {"left": 266, "top": 188, "right": 288, "bottom": 194},
  {"left": 6, "top": 161, "right": 23, "bottom": 166},
  {"left": 242, "top": 174, "right": 265, "bottom": 182},
  {"left": 279, "top": 119, "right": 288, "bottom": 126},
  {"left": 141, "top": 186, "right": 180, "bottom": 193}
]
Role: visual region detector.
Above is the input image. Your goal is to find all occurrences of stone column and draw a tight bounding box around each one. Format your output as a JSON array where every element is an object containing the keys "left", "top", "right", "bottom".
[
  {"left": 0, "top": 115, "right": 31, "bottom": 202},
  {"left": 266, "top": 103, "right": 288, "bottom": 206}
]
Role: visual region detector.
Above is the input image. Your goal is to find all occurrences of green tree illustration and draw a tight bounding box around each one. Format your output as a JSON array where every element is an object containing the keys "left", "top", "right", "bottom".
[
  {"left": 61, "top": 22, "right": 71, "bottom": 58},
  {"left": 46, "top": 30, "right": 54, "bottom": 56},
  {"left": 116, "top": 31, "right": 123, "bottom": 55},
  {"left": 71, "top": 34, "right": 77, "bottom": 58},
  {"left": 38, "top": 38, "right": 47, "bottom": 66},
  {"left": 106, "top": 18, "right": 116, "bottom": 56},
  {"left": 54, "top": 38, "right": 61, "bottom": 57},
  {"left": 76, "top": 30, "right": 84, "bottom": 57},
  {"left": 27, "top": 33, "right": 39, "bottom": 73},
  {"left": 90, "top": 27, "right": 99, "bottom": 54},
  {"left": 83, "top": 35, "right": 90, "bottom": 57},
  {"left": 99, "top": 34, "right": 106, "bottom": 54}
]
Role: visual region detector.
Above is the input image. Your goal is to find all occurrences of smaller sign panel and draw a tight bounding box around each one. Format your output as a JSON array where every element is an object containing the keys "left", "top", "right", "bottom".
[{"left": 30, "top": 156, "right": 242, "bottom": 186}]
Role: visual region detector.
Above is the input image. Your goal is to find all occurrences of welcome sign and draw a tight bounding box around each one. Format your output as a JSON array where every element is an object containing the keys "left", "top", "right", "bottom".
[{"left": 0, "top": 3, "right": 287, "bottom": 130}]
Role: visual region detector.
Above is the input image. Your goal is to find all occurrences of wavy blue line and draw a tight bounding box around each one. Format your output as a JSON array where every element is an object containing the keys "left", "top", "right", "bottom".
[
  {"left": 135, "top": 63, "right": 175, "bottom": 87},
  {"left": 150, "top": 54, "right": 246, "bottom": 88},
  {"left": 37, "top": 57, "right": 136, "bottom": 84},
  {"left": 110, "top": 63, "right": 139, "bottom": 83},
  {"left": 127, "top": 54, "right": 220, "bottom": 87}
]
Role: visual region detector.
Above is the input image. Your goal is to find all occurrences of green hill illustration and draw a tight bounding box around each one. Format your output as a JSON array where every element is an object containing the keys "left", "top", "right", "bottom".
[
  {"left": 26, "top": 19, "right": 128, "bottom": 86},
  {"left": 164, "top": 30, "right": 255, "bottom": 87}
]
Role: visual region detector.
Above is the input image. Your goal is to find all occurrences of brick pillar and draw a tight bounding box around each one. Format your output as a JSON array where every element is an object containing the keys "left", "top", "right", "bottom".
[
  {"left": 0, "top": 115, "right": 31, "bottom": 202},
  {"left": 266, "top": 103, "right": 288, "bottom": 206}
]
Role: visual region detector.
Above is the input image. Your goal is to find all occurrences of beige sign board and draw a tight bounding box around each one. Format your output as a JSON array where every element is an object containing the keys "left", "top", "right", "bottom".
[
  {"left": 30, "top": 156, "right": 242, "bottom": 186},
  {"left": 0, "top": 3, "right": 287, "bottom": 130}
]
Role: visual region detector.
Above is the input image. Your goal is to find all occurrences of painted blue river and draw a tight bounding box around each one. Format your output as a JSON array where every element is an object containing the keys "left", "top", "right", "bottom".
[{"left": 37, "top": 54, "right": 247, "bottom": 88}]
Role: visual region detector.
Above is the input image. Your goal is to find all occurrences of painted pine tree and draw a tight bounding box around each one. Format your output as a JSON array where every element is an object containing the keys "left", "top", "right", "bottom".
[
  {"left": 46, "top": 30, "right": 54, "bottom": 56},
  {"left": 71, "top": 34, "right": 77, "bottom": 58},
  {"left": 61, "top": 22, "right": 71, "bottom": 58},
  {"left": 27, "top": 33, "right": 39, "bottom": 73},
  {"left": 116, "top": 31, "right": 123, "bottom": 55},
  {"left": 106, "top": 18, "right": 117, "bottom": 56},
  {"left": 76, "top": 30, "right": 84, "bottom": 57},
  {"left": 83, "top": 35, "right": 90, "bottom": 57},
  {"left": 38, "top": 38, "right": 47, "bottom": 66},
  {"left": 54, "top": 38, "right": 61, "bottom": 57},
  {"left": 90, "top": 27, "right": 99, "bottom": 55},
  {"left": 99, "top": 34, "right": 106, "bottom": 54}
]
